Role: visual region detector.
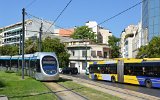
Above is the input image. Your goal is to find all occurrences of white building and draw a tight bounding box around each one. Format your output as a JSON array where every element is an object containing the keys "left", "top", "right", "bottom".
[
  {"left": 132, "top": 22, "right": 142, "bottom": 58},
  {"left": 120, "top": 25, "right": 138, "bottom": 58},
  {"left": 0, "top": 18, "right": 54, "bottom": 46},
  {"left": 85, "top": 21, "right": 112, "bottom": 44},
  {"left": 66, "top": 40, "right": 111, "bottom": 73}
]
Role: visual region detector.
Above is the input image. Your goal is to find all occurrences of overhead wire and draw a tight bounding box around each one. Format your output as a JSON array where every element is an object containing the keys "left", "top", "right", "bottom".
[
  {"left": 46, "top": 0, "right": 73, "bottom": 33},
  {"left": 25, "top": 0, "right": 37, "bottom": 9},
  {"left": 25, "top": 0, "right": 142, "bottom": 35},
  {"left": 26, "top": 12, "right": 74, "bottom": 33},
  {"left": 26, "top": 12, "right": 54, "bottom": 33},
  {"left": 97, "top": 1, "right": 143, "bottom": 26}
]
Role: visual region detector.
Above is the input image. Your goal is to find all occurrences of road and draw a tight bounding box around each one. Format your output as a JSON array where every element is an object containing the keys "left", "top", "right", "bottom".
[{"left": 70, "top": 74, "right": 160, "bottom": 98}]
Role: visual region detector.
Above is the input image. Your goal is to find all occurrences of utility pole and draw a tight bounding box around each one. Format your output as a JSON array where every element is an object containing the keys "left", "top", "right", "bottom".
[
  {"left": 85, "top": 39, "right": 87, "bottom": 69},
  {"left": 39, "top": 22, "right": 43, "bottom": 52},
  {"left": 22, "top": 8, "right": 25, "bottom": 79}
]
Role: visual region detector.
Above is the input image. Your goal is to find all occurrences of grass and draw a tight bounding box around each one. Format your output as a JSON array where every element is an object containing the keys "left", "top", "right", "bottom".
[
  {"left": 0, "top": 71, "right": 57, "bottom": 100},
  {"left": 58, "top": 78, "right": 122, "bottom": 100}
]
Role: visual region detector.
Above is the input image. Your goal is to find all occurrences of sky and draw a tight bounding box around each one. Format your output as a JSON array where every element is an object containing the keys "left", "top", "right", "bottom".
[{"left": 0, "top": 0, "right": 141, "bottom": 37}]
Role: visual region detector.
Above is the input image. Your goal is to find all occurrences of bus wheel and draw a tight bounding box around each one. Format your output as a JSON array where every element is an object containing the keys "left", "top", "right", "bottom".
[
  {"left": 145, "top": 79, "right": 152, "bottom": 88},
  {"left": 94, "top": 75, "right": 97, "bottom": 80},
  {"left": 111, "top": 76, "right": 116, "bottom": 83}
]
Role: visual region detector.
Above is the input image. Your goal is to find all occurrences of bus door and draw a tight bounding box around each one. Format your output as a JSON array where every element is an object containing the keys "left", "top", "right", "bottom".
[{"left": 117, "top": 60, "right": 124, "bottom": 83}]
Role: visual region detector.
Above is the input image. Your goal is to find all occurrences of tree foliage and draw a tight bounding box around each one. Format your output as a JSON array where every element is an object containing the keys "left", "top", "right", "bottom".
[
  {"left": 0, "top": 45, "right": 18, "bottom": 56},
  {"left": 42, "top": 37, "right": 70, "bottom": 68},
  {"left": 108, "top": 35, "right": 120, "bottom": 58},
  {"left": 136, "top": 36, "right": 160, "bottom": 58},
  {"left": 25, "top": 38, "right": 38, "bottom": 54},
  {"left": 71, "top": 26, "right": 96, "bottom": 42}
]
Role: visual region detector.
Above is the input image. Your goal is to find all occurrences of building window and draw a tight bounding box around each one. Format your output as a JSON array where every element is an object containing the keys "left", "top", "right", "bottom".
[
  {"left": 82, "top": 62, "right": 86, "bottom": 70},
  {"left": 71, "top": 50, "right": 75, "bottom": 56},
  {"left": 97, "top": 51, "right": 102, "bottom": 57},
  {"left": 91, "top": 51, "right": 96, "bottom": 58},
  {"left": 82, "top": 50, "right": 86, "bottom": 57},
  {"left": 104, "top": 52, "right": 108, "bottom": 58},
  {"left": 70, "top": 63, "right": 75, "bottom": 68}
]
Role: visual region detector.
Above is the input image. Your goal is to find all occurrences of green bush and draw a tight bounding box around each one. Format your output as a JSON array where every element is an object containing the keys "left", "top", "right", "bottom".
[
  {"left": 0, "top": 80, "right": 6, "bottom": 87},
  {"left": 5, "top": 70, "right": 15, "bottom": 73}
]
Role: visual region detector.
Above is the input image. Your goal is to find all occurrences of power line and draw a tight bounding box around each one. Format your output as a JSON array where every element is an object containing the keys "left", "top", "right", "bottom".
[
  {"left": 97, "top": 1, "right": 143, "bottom": 26},
  {"left": 26, "top": 12, "right": 74, "bottom": 33},
  {"left": 46, "top": 0, "right": 73, "bottom": 33},
  {"left": 26, "top": 13, "right": 54, "bottom": 33},
  {"left": 25, "top": 0, "right": 37, "bottom": 9}
]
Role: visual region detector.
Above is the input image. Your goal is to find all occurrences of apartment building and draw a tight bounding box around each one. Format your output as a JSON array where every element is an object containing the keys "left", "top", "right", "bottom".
[
  {"left": 0, "top": 18, "right": 54, "bottom": 46},
  {"left": 120, "top": 25, "right": 138, "bottom": 58},
  {"left": 86, "top": 21, "right": 112, "bottom": 44},
  {"left": 132, "top": 22, "right": 142, "bottom": 58},
  {"left": 66, "top": 40, "right": 110, "bottom": 73}
]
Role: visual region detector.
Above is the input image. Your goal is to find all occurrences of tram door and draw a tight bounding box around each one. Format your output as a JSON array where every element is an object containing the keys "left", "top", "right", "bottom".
[{"left": 117, "top": 60, "right": 124, "bottom": 83}]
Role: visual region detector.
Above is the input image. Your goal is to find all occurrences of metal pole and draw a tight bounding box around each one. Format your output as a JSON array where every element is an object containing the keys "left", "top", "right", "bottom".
[
  {"left": 22, "top": 8, "right": 25, "bottom": 79},
  {"left": 39, "top": 22, "right": 43, "bottom": 52},
  {"left": 85, "top": 39, "right": 87, "bottom": 69}
]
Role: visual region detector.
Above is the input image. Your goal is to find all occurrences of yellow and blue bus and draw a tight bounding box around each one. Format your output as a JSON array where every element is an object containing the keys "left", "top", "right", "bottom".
[{"left": 88, "top": 58, "right": 160, "bottom": 88}]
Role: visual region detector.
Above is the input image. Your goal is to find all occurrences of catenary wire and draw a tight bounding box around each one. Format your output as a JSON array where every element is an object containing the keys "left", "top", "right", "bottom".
[
  {"left": 46, "top": 0, "right": 73, "bottom": 33},
  {"left": 26, "top": 12, "right": 74, "bottom": 33},
  {"left": 25, "top": 0, "right": 37, "bottom": 9},
  {"left": 97, "top": 1, "right": 143, "bottom": 26}
]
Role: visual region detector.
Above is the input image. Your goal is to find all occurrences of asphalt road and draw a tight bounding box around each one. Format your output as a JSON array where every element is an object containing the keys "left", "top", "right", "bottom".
[{"left": 69, "top": 74, "right": 160, "bottom": 98}]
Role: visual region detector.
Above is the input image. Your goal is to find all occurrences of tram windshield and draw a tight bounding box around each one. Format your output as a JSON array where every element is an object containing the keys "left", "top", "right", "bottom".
[{"left": 42, "top": 56, "right": 57, "bottom": 75}]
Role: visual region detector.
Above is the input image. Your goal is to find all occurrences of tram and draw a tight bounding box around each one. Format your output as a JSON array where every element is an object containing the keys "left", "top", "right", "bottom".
[
  {"left": 0, "top": 52, "right": 59, "bottom": 81},
  {"left": 88, "top": 58, "right": 160, "bottom": 88}
]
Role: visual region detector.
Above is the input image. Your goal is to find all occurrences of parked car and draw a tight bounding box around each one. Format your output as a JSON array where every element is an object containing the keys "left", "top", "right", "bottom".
[{"left": 61, "top": 67, "right": 78, "bottom": 74}]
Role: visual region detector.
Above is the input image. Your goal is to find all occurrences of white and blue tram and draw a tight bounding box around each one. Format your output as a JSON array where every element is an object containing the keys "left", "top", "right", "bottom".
[{"left": 0, "top": 52, "right": 59, "bottom": 81}]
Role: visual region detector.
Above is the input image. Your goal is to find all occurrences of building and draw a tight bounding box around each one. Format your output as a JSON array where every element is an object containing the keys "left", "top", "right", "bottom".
[
  {"left": 0, "top": 18, "right": 54, "bottom": 46},
  {"left": 142, "top": 0, "right": 160, "bottom": 45},
  {"left": 59, "top": 28, "right": 74, "bottom": 37},
  {"left": 41, "top": 34, "right": 111, "bottom": 73},
  {"left": 66, "top": 41, "right": 111, "bottom": 73},
  {"left": 132, "top": 22, "right": 142, "bottom": 58},
  {"left": 98, "top": 27, "right": 112, "bottom": 45},
  {"left": 120, "top": 25, "right": 138, "bottom": 58},
  {"left": 86, "top": 21, "right": 112, "bottom": 44}
]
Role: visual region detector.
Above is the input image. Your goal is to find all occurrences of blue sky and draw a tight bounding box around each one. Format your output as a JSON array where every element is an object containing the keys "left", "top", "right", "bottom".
[{"left": 0, "top": 0, "right": 141, "bottom": 37}]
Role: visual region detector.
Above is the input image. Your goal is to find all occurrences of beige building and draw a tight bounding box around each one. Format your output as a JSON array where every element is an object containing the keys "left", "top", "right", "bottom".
[
  {"left": 86, "top": 21, "right": 112, "bottom": 44},
  {"left": 66, "top": 41, "right": 110, "bottom": 73},
  {"left": 120, "top": 25, "right": 138, "bottom": 58},
  {"left": 98, "top": 27, "right": 112, "bottom": 45}
]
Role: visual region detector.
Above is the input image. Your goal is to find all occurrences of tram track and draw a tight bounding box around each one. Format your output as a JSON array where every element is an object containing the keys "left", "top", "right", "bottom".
[
  {"left": 61, "top": 74, "right": 160, "bottom": 100},
  {"left": 43, "top": 82, "right": 88, "bottom": 100}
]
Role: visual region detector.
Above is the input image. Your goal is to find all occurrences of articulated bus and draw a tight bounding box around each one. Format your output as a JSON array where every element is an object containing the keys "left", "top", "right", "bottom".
[{"left": 88, "top": 58, "right": 160, "bottom": 88}]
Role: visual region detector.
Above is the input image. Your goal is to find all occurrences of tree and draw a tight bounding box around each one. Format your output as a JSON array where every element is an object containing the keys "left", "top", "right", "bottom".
[
  {"left": 25, "top": 38, "right": 38, "bottom": 54},
  {"left": 136, "top": 36, "right": 160, "bottom": 58},
  {"left": 136, "top": 45, "right": 148, "bottom": 58},
  {"left": 71, "top": 26, "right": 96, "bottom": 42},
  {"left": 0, "top": 45, "right": 18, "bottom": 56},
  {"left": 108, "top": 35, "right": 120, "bottom": 58},
  {"left": 42, "top": 37, "right": 70, "bottom": 68}
]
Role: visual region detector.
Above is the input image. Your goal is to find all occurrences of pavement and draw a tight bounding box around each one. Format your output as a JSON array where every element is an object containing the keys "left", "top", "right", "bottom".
[
  {"left": 61, "top": 74, "right": 160, "bottom": 100},
  {"left": 0, "top": 96, "right": 8, "bottom": 100}
]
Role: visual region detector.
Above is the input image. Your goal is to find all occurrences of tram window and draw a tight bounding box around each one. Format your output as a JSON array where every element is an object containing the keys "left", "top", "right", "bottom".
[{"left": 36, "top": 60, "right": 41, "bottom": 72}]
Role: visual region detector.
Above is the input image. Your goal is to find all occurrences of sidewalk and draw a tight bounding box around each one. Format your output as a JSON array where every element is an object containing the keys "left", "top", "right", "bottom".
[
  {"left": 0, "top": 96, "right": 8, "bottom": 100},
  {"left": 61, "top": 74, "right": 160, "bottom": 100}
]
